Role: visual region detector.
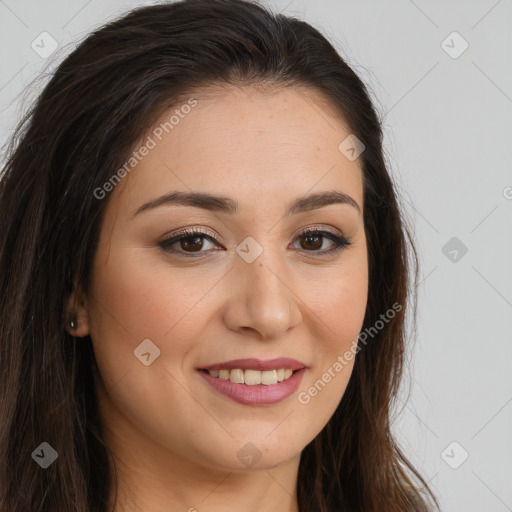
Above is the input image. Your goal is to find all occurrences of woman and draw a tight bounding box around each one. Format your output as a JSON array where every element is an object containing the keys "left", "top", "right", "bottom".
[{"left": 0, "top": 0, "right": 438, "bottom": 510}]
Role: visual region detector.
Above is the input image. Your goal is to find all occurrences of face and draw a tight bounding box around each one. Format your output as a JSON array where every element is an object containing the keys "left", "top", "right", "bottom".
[{"left": 75, "top": 85, "right": 368, "bottom": 474}]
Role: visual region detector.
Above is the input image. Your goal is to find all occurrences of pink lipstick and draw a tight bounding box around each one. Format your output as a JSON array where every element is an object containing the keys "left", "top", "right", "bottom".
[{"left": 197, "top": 358, "right": 307, "bottom": 406}]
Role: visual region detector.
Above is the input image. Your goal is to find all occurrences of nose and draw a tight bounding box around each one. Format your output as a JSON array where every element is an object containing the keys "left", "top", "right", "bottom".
[{"left": 222, "top": 254, "right": 303, "bottom": 340}]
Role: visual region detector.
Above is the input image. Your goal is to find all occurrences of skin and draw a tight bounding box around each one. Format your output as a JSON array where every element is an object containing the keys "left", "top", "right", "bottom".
[{"left": 68, "top": 85, "right": 368, "bottom": 512}]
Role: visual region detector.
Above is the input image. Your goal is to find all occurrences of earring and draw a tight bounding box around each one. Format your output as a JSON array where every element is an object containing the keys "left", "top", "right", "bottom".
[{"left": 69, "top": 314, "right": 77, "bottom": 330}]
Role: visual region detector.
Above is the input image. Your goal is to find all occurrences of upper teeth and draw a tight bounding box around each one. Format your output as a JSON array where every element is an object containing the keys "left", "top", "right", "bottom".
[{"left": 208, "top": 368, "right": 294, "bottom": 385}]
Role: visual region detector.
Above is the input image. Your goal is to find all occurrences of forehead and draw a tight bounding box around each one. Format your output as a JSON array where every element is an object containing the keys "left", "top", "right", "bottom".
[{"left": 109, "top": 85, "right": 364, "bottom": 216}]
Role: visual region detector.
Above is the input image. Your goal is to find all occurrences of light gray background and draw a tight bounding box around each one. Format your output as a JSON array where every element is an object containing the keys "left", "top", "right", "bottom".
[{"left": 1, "top": 1, "right": 511, "bottom": 510}]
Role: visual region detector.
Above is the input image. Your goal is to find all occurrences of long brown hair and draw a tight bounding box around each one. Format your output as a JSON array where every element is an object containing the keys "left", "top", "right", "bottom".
[{"left": 0, "top": 1, "right": 438, "bottom": 510}]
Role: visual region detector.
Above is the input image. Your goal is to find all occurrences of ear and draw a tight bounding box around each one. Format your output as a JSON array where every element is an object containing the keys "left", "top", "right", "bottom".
[{"left": 65, "top": 285, "right": 90, "bottom": 338}]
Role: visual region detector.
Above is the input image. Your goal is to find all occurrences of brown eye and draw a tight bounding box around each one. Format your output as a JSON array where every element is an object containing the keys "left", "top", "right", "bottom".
[
  {"left": 158, "top": 228, "right": 221, "bottom": 257},
  {"left": 299, "top": 232, "right": 323, "bottom": 251},
  {"left": 180, "top": 235, "right": 205, "bottom": 252},
  {"left": 293, "top": 229, "right": 352, "bottom": 255}
]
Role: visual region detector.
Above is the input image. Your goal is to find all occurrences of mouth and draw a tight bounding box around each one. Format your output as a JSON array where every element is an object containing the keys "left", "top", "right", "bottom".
[{"left": 197, "top": 358, "right": 307, "bottom": 405}]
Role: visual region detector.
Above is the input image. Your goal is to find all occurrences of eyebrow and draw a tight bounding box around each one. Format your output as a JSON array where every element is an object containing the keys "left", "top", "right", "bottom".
[{"left": 132, "top": 189, "right": 361, "bottom": 218}]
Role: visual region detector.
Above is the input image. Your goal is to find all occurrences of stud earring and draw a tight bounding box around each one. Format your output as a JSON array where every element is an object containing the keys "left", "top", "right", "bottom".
[{"left": 69, "top": 314, "right": 77, "bottom": 330}]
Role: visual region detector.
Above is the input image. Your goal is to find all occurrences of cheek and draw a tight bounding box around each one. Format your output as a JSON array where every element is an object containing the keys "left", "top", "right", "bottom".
[
  {"left": 296, "top": 259, "right": 368, "bottom": 421},
  {"left": 304, "top": 256, "right": 368, "bottom": 351},
  {"left": 324, "top": 276, "right": 367, "bottom": 331},
  {"left": 87, "top": 249, "right": 224, "bottom": 457},
  {"left": 87, "top": 245, "right": 222, "bottom": 393},
  {"left": 89, "top": 246, "right": 216, "bottom": 338}
]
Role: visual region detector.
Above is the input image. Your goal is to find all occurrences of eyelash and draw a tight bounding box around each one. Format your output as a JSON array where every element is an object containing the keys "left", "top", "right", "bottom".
[{"left": 158, "top": 226, "right": 352, "bottom": 258}]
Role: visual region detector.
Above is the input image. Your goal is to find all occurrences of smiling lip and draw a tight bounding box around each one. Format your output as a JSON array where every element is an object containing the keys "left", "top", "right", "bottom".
[
  {"left": 199, "top": 357, "right": 306, "bottom": 372},
  {"left": 197, "top": 358, "right": 307, "bottom": 406},
  {"left": 198, "top": 368, "right": 307, "bottom": 405}
]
